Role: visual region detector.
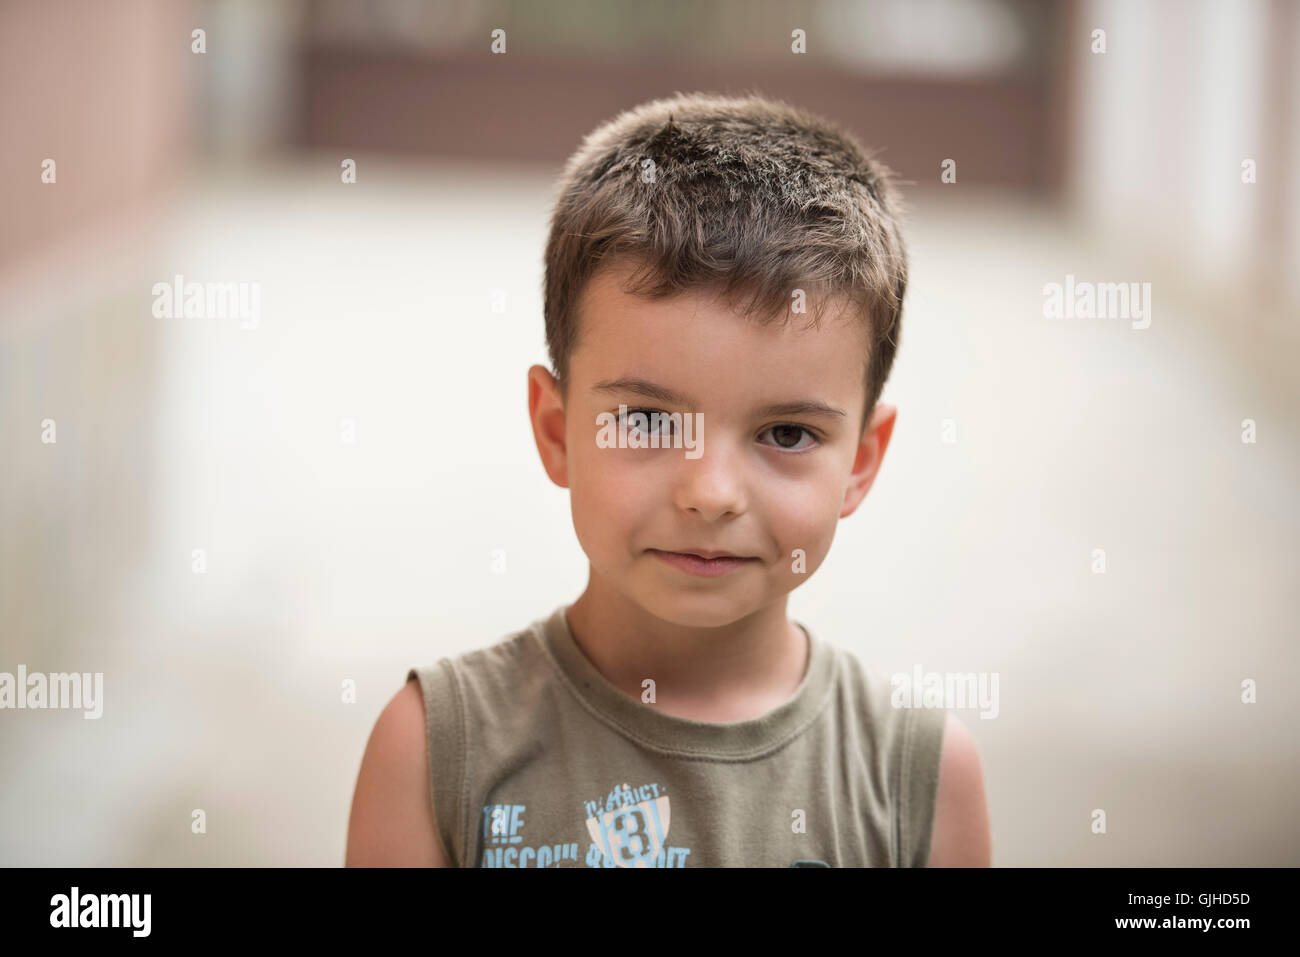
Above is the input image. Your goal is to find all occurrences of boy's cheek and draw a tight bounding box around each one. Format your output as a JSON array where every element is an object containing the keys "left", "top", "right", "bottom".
[
  {"left": 573, "top": 455, "right": 636, "bottom": 499},
  {"left": 774, "top": 511, "right": 836, "bottom": 575},
  {"left": 771, "top": 535, "right": 832, "bottom": 584},
  {"left": 576, "top": 447, "right": 662, "bottom": 496},
  {"left": 570, "top": 472, "right": 644, "bottom": 546}
]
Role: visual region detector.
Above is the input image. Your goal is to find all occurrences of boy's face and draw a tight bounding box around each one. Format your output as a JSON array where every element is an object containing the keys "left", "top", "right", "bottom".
[{"left": 528, "top": 260, "right": 897, "bottom": 629}]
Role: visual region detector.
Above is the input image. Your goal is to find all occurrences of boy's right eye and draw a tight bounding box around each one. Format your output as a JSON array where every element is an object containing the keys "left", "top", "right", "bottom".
[{"left": 619, "top": 407, "right": 676, "bottom": 439}]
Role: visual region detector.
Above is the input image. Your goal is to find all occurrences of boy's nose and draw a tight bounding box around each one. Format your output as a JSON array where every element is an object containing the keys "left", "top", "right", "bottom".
[{"left": 671, "top": 438, "right": 747, "bottom": 521}]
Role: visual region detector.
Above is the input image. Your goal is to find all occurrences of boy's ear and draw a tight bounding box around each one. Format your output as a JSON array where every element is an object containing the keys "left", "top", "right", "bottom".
[
  {"left": 840, "top": 403, "right": 896, "bottom": 519},
  {"left": 528, "top": 364, "right": 570, "bottom": 488}
]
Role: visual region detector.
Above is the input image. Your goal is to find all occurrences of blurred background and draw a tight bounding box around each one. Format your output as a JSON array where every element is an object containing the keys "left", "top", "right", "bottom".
[{"left": 1, "top": 0, "right": 1297, "bottom": 866}]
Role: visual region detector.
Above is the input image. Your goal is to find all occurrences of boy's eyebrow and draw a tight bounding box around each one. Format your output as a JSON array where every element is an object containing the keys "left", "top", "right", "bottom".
[{"left": 590, "top": 376, "right": 847, "bottom": 420}]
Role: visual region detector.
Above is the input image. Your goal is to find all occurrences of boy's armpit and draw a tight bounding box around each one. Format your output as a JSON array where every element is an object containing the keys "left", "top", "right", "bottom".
[
  {"left": 345, "top": 678, "right": 450, "bottom": 867},
  {"left": 926, "top": 714, "right": 992, "bottom": 867}
]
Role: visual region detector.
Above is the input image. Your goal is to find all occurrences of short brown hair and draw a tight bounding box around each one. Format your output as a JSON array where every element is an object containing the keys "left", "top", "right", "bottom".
[{"left": 543, "top": 91, "right": 909, "bottom": 431}]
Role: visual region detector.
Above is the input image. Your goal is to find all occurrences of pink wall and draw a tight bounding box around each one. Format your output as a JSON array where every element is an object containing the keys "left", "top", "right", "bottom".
[{"left": 0, "top": 0, "right": 191, "bottom": 274}]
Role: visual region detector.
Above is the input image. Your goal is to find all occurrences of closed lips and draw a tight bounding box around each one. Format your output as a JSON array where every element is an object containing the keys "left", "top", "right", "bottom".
[{"left": 657, "top": 549, "right": 750, "bottom": 559}]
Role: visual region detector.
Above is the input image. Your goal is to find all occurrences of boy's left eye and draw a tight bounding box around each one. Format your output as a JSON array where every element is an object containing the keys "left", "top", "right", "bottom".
[{"left": 759, "top": 424, "right": 820, "bottom": 452}]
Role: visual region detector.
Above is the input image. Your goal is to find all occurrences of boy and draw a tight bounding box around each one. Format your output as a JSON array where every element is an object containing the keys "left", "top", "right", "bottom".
[{"left": 346, "top": 92, "right": 991, "bottom": 867}]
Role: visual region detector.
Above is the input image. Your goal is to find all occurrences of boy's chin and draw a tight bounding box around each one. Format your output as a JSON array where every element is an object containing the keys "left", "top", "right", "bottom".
[{"left": 629, "top": 582, "right": 769, "bottom": 630}]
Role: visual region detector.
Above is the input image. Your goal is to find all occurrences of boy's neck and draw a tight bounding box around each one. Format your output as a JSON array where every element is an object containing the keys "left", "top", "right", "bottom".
[{"left": 564, "top": 572, "right": 809, "bottom": 723}]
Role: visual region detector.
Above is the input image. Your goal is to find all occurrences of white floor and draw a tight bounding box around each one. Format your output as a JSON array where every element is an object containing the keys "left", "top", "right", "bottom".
[{"left": 1, "top": 155, "right": 1296, "bottom": 865}]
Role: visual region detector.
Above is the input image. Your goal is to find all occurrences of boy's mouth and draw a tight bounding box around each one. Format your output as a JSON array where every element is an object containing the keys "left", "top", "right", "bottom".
[
  {"left": 646, "top": 549, "right": 758, "bottom": 578},
  {"left": 661, "top": 547, "right": 747, "bottom": 560}
]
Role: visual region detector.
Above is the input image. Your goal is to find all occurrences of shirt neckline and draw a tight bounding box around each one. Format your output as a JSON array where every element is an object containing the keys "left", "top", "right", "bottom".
[{"left": 534, "top": 602, "right": 837, "bottom": 759}]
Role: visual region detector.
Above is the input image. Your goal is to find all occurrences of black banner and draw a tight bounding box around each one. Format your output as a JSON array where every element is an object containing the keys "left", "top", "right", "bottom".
[{"left": 2, "top": 866, "right": 1281, "bottom": 943}]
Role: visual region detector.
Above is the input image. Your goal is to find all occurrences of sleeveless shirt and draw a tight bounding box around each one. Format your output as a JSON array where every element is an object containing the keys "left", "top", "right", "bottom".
[{"left": 406, "top": 603, "right": 948, "bottom": 867}]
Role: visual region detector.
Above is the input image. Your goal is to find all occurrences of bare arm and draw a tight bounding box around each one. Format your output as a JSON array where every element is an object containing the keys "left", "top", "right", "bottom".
[
  {"left": 926, "top": 713, "right": 992, "bottom": 867},
  {"left": 345, "top": 678, "right": 450, "bottom": 867}
]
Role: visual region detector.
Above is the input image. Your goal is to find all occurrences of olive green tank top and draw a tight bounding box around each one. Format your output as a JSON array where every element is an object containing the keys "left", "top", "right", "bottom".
[{"left": 406, "top": 604, "right": 948, "bottom": 867}]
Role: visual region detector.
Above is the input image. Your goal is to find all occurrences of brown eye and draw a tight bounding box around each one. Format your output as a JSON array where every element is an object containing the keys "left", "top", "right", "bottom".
[
  {"left": 772, "top": 426, "right": 803, "bottom": 448},
  {"left": 760, "top": 425, "right": 819, "bottom": 452},
  {"left": 620, "top": 408, "right": 675, "bottom": 440}
]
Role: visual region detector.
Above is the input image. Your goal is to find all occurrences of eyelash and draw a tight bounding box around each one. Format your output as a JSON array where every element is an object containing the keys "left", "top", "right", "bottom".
[{"left": 616, "top": 408, "right": 823, "bottom": 452}]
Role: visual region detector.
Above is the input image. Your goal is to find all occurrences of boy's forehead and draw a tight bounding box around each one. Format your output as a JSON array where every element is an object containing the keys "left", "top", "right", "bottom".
[{"left": 573, "top": 263, "right": 869, "bottom": 404}]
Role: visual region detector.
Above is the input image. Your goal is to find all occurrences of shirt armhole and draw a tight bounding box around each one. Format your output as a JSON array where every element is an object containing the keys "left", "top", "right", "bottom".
[
  {"left": 897, "top": 706, "right": 948, "bottom": 867},
  {"left": 406, "top": 661, "right": 467, "bottom": 867}
]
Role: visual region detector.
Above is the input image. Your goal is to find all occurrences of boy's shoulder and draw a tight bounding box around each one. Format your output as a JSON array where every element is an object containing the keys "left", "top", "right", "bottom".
[
  {"left": 826, "top": 640, "right": 990, "bottom": 866},
  {"left": 406, "top": 613, "right": 554, "bottom": 704},
  {"left": 816, "top": 635, "right": 950, "bottom": 739}
]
